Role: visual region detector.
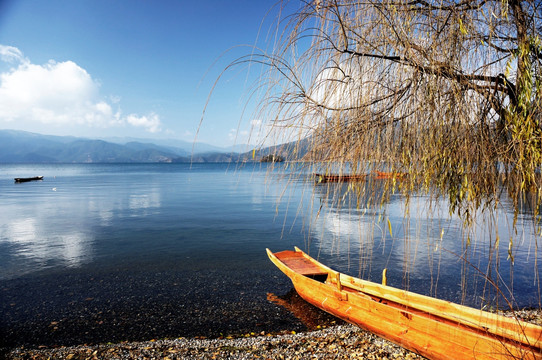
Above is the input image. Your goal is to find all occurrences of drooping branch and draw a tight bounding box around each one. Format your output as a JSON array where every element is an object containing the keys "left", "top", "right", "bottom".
[{"left": 246, "top": 0, "right": 542, "bottom": 224}]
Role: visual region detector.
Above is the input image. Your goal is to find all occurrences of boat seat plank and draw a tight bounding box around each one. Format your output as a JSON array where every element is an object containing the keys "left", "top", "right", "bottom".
[{"left": 275, "top": 251, "right": 328, "bottom": 276}]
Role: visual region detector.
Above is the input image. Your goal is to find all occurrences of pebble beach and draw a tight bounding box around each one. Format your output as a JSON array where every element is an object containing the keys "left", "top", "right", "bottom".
[
  {"left": 5, "top": 325, "right": 423, "bottom": 360},
  {"left": 5, "top": 309, "right": 541, "bottom": 359}
]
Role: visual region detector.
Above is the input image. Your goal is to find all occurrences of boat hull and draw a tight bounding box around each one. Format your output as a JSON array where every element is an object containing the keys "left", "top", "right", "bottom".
[
  {"left": 315, "top": 173, "right": 366, "bottom": 183},
  {"left": 14, "top": 176, "right": 43, "bottom": 183},
  {"left": 267, "top": 248, "right": 542, "bottom": 360},
  {"left": 374, "top": 171, "right": 406, "bottom": 179}
]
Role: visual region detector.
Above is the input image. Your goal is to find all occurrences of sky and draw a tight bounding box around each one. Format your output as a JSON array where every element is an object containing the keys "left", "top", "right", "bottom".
[{"left": 0, "top": 0, "right": 289, "bottom": 147}]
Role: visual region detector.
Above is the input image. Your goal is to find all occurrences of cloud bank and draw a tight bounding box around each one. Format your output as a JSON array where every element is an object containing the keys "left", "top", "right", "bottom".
[{"left": 0, "top": 45, "right": 162, "bottom": 134}]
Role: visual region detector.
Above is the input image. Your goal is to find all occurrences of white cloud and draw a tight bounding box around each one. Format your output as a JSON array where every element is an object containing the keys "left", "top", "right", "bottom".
[
  {"left": 0, "top": 45, "right": 28, "bottom": 64},
  {"left": 0, "top": 45, "right": 163, "bottom": 134},
  {"left": 126, "top": 113, "right": 161, "bottom": 133},
  {"left": 109, "top": 95, "right": 121, "bottom": 104}
]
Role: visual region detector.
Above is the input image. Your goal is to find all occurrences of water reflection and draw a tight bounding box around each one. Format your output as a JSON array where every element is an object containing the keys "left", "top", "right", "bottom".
[
  {"left": 89, "top": 200, "right": 114, "bottom": 225},
  {"left": 1, "top": 218, "right": 92, "bottom": 277},
  {"left": 308, "top": 177, "right": 542, "bottom": 308},
  {"left": 128, "top": 187, "right": 161, "bottom": 214},
  {"left": 6, "top": 218, "right": 37, "bottom": 244},
  {"left": 0, "top": 172, "right": 165, "bottom": 280},
  {"left": 1, "top": 164, "right": 540, "bottom": 308},
  {"left": 0, "top": 163, "right": 306, "bottom": 281}
]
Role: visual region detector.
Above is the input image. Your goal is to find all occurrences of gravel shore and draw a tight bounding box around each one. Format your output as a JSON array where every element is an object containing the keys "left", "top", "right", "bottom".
[
  {"left": 5, "top": 309, "right": 541, "bottom": 359},
  {"left": 5, "top": 309, "right": 542, "bottom": 359},
  {"left": 4, "top": 325, "right": 424, "bottom": 360}
]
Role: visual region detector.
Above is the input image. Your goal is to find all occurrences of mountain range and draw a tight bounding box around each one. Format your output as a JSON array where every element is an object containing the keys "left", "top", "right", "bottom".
[{"left": 0, "top": 130, "right": 306, "bottom": 163}]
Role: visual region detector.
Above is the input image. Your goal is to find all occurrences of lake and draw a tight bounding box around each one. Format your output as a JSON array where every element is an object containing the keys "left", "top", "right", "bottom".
[{"left": 1, "top": 163, "right": 540, "bottom": 348}]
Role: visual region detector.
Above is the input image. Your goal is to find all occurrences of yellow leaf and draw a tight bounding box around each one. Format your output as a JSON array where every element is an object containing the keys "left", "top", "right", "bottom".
[
  {"left": 507, "top": 238, "right": 514, "bottom": 263},
  {"left": 459, "top": 18, "right": 467, "bottom": 35},
  {"left": 387, "top": 218, "right": 393, "bottom": 237}
]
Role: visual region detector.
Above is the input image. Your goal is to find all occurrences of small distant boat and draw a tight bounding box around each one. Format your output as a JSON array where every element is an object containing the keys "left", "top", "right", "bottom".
[
  {"left": 374, "top": 171, "right": 407, "bottom": 179},
  {"left": 14, "top": 176, "right": 44, "bottom": 183},
  {"left": 315, "top": 173, "right": 366, "bottom": 183},
  {"left": 267, "top": 247, "right": 542, "bottom": 360}
]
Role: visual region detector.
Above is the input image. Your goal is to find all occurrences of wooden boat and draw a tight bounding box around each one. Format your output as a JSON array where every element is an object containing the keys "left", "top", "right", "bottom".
[
  {"left": 315, "top": 173, "right": 366, "bottom": 183},
  {"left": 14, "top": 176, "right": 44, "bottom": 183},
  {"left": 267, "top": 247, "right": 542, "bottom": 360},
  {"left": 374, "top": 171, "right": 406, "bottom": 179}
]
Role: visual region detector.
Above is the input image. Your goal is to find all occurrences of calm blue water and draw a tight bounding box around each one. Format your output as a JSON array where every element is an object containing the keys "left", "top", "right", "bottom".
[
  {"left": 0, "top": 163, "right": 305, "bottom": 279},
  {"left": 1, "top": 163, "right": 541, "bottom": 347}
]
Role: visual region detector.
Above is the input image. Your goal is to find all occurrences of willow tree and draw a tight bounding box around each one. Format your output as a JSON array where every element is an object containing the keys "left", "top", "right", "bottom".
[
  {"left": 227, "top": 0, "right": 542, "bottom": 308},
  {"left": 250, "top": 0, "right": 542, "bottom": 226}
]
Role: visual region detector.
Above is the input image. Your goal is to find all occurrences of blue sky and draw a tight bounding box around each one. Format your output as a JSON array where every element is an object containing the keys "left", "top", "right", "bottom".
[{"left": 0, "top": 0, "right": 288, "bottom": 147}]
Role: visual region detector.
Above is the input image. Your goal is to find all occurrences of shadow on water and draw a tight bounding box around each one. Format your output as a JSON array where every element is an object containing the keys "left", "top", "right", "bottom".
[{"left": 267, "top": 289, "right": 346, "bottom": 330}]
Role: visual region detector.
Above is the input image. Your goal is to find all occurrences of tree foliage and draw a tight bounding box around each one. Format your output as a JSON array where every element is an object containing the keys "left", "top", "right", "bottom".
[{"left": 255, "top": 0, "right": 542, "bottom": 226}]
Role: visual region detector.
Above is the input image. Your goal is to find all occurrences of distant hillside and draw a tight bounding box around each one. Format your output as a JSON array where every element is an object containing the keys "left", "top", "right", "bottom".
[
  {"left": 172, "top": 152, "right": 243, "bottom": 163},
  {"left": 0, "top": 130, "right": 204, "bottom": 163},
  {"left": 240, "top": 138, "right": 310, "bottom": 162},
  {"left": 102, "top": 136, "right": 248, "bottom": 154},
  {"left": 0, "top": 130, "right": 306, "bottom": 163}
]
